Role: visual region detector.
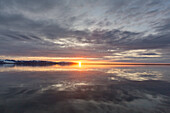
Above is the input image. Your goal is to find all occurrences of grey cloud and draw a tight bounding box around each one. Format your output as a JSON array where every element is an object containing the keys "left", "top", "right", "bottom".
[
  {"left": 155, "top": 18, "right": 170, "bottom": 33},
  {"left": 0, "top": 0, "right": 170, "bottom": 62},
  {"left": 0, "top": 12, "right": 44, "bottom": 34},
  {"left": 0, "top": 0, "right": 63, "bottom": 12},
  {"left": 139, "top": 53, "right": 158, "bottom": 55}
]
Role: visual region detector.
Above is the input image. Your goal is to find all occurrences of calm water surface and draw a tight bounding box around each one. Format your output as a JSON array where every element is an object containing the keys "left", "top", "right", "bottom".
[{"left": 0, "top": 64, "right": 170, "bottom": 113}]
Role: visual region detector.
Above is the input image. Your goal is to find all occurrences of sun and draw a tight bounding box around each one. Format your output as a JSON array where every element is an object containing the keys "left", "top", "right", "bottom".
[{"left": 79, "top": 61, "right": 81, "bottom": 67}]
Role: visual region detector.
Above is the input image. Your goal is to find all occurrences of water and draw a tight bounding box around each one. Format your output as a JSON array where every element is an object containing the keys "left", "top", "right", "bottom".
[{"left": 0, "top": 64, "right": 170, "bottom": 113}]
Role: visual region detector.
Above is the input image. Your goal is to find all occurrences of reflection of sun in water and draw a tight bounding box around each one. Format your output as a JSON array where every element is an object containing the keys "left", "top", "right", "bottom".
[{"left": 79, "top": 61, "right": 81, "bottom": 67}]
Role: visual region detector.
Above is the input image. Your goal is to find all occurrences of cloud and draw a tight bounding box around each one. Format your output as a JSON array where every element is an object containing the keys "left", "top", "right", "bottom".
[{"left": 0, "top": 0, "right": 170, "bottom": 62}]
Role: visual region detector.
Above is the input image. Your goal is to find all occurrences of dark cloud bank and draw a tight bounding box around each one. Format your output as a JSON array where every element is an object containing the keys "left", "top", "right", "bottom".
[{"left": 0, "top": 0, "right": 170, "bottom": 62}]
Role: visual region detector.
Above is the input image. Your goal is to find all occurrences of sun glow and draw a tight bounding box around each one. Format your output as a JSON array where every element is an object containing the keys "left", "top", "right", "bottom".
[{"left": 79, "top": 61, "right": 81, "bottom": 67}]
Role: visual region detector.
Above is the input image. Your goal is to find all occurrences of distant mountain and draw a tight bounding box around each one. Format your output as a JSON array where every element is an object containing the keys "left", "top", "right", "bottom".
[{"left": 0, "top": 59, "right": 76, "bottom": 66}]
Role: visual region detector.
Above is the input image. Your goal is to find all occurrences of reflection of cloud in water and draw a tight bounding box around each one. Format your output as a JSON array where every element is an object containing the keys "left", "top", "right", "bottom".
[
  {"left": 0, "top": 67, "right": 170, "bottom": 113},
  {"left": 40, "top": 82, "right": 91, "bottom": 92},
  {"left": 107, "top": 69, "right": 162, "bottom": 81},
  {"left": 0, "top": 80, "right": 170, "bottom": 113}
]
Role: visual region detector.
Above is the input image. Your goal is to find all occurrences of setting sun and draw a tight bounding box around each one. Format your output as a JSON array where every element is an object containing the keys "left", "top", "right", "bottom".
[{"left": 79, "top": 61, "right": 81, "bottom": 67}]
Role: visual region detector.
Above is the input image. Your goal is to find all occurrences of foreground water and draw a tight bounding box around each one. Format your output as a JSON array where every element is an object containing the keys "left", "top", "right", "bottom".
[{"left": 0, "top": 64, "right": 170, "bottom": 113}]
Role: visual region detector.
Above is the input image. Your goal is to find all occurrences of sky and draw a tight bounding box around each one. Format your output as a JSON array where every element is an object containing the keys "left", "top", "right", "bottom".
[{"left": 0, "top": 0, "right": 170, "bottom": 63}]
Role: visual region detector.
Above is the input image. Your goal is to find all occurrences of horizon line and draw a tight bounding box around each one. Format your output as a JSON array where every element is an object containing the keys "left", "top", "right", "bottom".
[{"left": 79, "top": 62, "right": 170, "bottom": 65}]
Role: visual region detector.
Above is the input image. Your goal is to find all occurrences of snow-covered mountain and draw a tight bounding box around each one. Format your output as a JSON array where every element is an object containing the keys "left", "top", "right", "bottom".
[
  {"left": 0, "top": 60, "right": 15, "bottom": 64},
  {"left": 0, "top": 59, "right": 55, "bottom": 65},
  {"left": 0, "top": 59, "right": 76, "bottom": 66}
]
